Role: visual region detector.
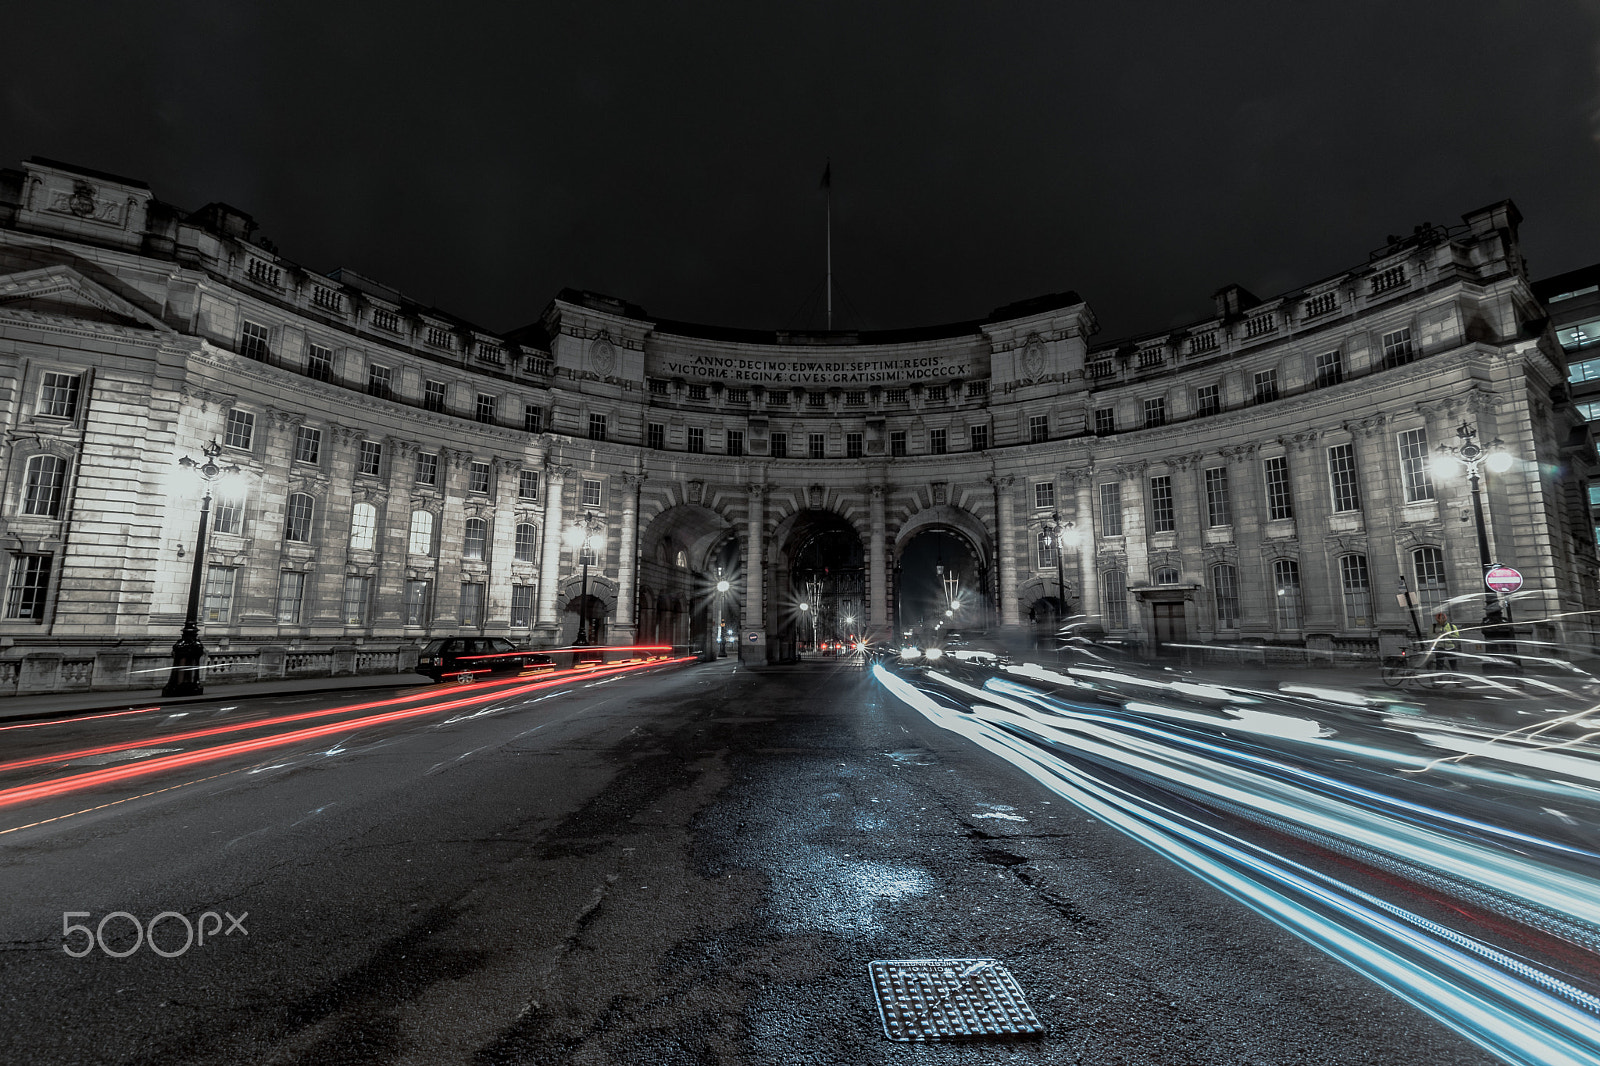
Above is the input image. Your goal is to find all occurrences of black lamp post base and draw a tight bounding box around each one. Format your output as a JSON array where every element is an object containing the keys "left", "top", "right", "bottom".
[{"left": 164, "top": 634, "right": 206, "bottom": 697}]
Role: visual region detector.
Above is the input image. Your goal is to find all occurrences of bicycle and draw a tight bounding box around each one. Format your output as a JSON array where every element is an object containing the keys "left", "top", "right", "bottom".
[{"left": 1380, "top": 644, "right": 1453, "bottom": 691}]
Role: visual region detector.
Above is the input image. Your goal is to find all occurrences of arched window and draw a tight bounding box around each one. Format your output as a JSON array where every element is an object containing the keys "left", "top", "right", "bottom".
[
  {"left": 284, "top": 493, "right": 315, "bottom": 543},
  {"left": 515, "top": 523, "right": 538, "bottom": 563},
  {"left": 1273, "top": 558, "right": 1302, "bottom": 629},
  {"left": 464, "top": 518, "right": 488, "bottom": 561},
  {"left": 675, "top": 550, "right": 687, "bottom": 568},
  {"left": 1411, "top": 546, "right": 1449, "bottom": 618},
  {"left": 348, "top": 502, "right": 376, "bottom": 551},
  {"left": 1154, "top": 566, "right": 1180, "bottom": 585},
  {"left": 22, "top": 454, "right": 67, "bottom": 517},
  {"left": 1101, "top": 569, "right": 1128, "bottom": 629},
  {"left": 1212, "top": 563, "right": 1239, "bottom": 629},
  {"left": 1339, "top": 554, "right": 1372, "bottom": 629},
  {"left": 408, "top": 510, "right": 435, "bottom": 556}
]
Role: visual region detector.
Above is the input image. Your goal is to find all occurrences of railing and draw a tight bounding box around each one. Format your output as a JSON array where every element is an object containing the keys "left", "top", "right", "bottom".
[
  {"left": 247, "top": 259, "right": 282, "bottom": 288},
  {"left": 1243, "top": 314, "right": 1276, "bottom": 338},
  {"left": 1304, "top": 291, "right": 1338, "bottom": 317}
]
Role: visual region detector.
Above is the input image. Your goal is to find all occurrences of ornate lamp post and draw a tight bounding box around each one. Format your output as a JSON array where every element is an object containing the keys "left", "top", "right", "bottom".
[
  {"left": 164, "top": 440, "right": 237, "bottom": 697},
  {"left": 1044, "top": 512, "right": 1079, "bottom": 624},
  {"left": 715, "top": 571, "right": 730, "bottom": 658},
  {"left": 1432, "top": 421, "right": 1515, "bottom": 652},
  {"left": 564, "top": 511, "right": 607, "bottom": 646}
]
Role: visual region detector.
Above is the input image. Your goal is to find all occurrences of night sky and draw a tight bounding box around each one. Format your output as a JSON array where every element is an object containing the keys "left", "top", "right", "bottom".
[{"left": 6, "top": 3, "right": 1599, "bottom": 341}]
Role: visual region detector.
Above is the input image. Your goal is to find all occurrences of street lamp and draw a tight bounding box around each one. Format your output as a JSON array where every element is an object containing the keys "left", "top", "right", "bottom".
[
  {"left": 564, "top": 511, "right": 607, "bottom": 646},
  {"left": 1044, "top": 512, "right": 1078, "bottom": 626},
  {"left": 164, "top": 440, "right": 238, "bottom": 697},
  {"left": 715, "top": 571, "right": 730, "bottom": 658},
  {"left": 1431, "top": 420, "right": 1514, "bottom": 651}
]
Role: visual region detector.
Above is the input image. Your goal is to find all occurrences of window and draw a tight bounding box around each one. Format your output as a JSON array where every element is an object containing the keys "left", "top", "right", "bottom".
[
  {"left": 1149, "top": 475, "right": 1175, "bottom": 533},
  {"left": 367, "top": 364, "right": 392, "bottom": 399},
  {"left": 688, "top": 427, "right": 705, "bottom": 453},
  {"left": 885, "top": 388, "right": 908, "bottom": 404},
  {"left": 476, "top": 394, "right": 497, "bottom": 424},
  {"left": 202, "top": 565, "right": 235, "bottom": 623},
  {"left": 927, "top": 385, "right": 948, "bottom": 403},
  {"left": 460, "top": 583, "right": 485, "bottom": 628},
  {"left": 39, "top": 372, "right": 81, "bottom": 419},
  {"left": 1101, "top": 569, "right": 1129, "bottom": 629},
  {"left": 1411, "top": 546, "right": 1449, "bottom": 617},
  {"left": 415, "top": 452, "right": 438, "bottom": 486},
  {"left": 1253, "top": 369, "right": 1279, "bottom": 404},
  {"left": 1339, "top": 554, "right": 1372, "bottom": 629},
  {"left": 1382, "top": 327, "right": 1415, "bottom": 369},
  {"left": 511, "top": 585, "right": 535, "bottom": 628},
  {"left": 1035, "top": 482, "right": 1056, "bottom": 510},
  {"left": 22, "top": 455, "right": 67, "bottom": 517},
  {"left": 845, "top": 432, "right": 862, "bottom": 459},
  {"left": 469, "top": 461, "right": 491, "bottom": 494},
  {"left": 1264, "top": 456, "right": 1294, "bottom": 520},
  {"left": 1398, "top": 428, "right": 1434, "bottom": 502},
  {"left": 930, "top": 428, "right": 947, "bottom": 454},
  {"left": 1212, "top": 564, "right": 1240, "bottom": 628},
  {"left": 349, "top": 502, "right": 376, "bottom": 551},
  {"left": 771, "top": 432, "right": 788, "bottom": 459},
  {"left": 524, "top": 405, "right": 543, "bottom": 433},
  {"left": 807, "top": 392, "right": 828, "bottom": 409},
  {"left": 1029, "top": 415, "right": 1049, "bottom": 443},
  {"left": 404, "top": 580, "right": 431, "bottom": 626},
  {"left": 1328, "top": 444, "right": 1360, "bottom": 512},
  {"left": 285, "top": 493, "right": 315, "bottom": 542},
  {"left": 515, "top": 523, "right": 538, "bottom": 563},
  {"left": 424, "top": 381, "right": 447, "bottom": 413},
  {"left": 1315, "top": 350, "right": 1343, "bottom": 388},
  {"left": 1099, "top": 482, "right": 1123, "bottom": 536},
  {"left": 1143, "top": 398, "right": 1166, "bottom": 428},
  {"left": 967, "top": 381, "right": 987, "bottom": 398},
  {"left": 358, "top": 440, "right": 383, "bottom": 477},
  {"left": 647, "top": 423, "right": 665, "bottom": 450},
  {"left": 729, "top": 388, "right": 749, "bottom": 404},
  {"left": 1577, "top": 401, "right": 1600, "bottom": 422},
  {"left": 582, "top": 478, "right": 602, "bottom": 508},
  {"left": 294, "top": 426, "right": 321, "bottom": 465},
  {"left": 519, "top": 470, "right": 539, "bottom": 500},
  {"left": 276, "top": 571, "right": 306, "bottom": 624},
  {"left": 1196, "top": 384, "right": 1220, "bottom": 416},
  {"left": 688, "top": 384, "right": 709, "bottom": 402},
  {"left": 1037, "top": 531, "right": 1057, "bottom": 569},
  {"left": 588, "top": 414, "right": 607, "bottom": 441},
  {"left": 4, "top": 554, "right": 50, "bottom": 620},
  {"left": 768, "top": 391, "right": 790, "bottom": 406},
  {"left": 1155, "top": 567, "right": 1180, "bottom": 585},
  {"left": 212, "top": 494, "right": 244, "bottom": 536},
  {"left": 408, "top": 510, "right": 435, "bottom": 556},
  {"left": 1204, "top": 467, "right": 1231, "bottom": 526},
  {"left": 970, "top": 424, "right": 989, "bottom": 451},
  {"left": 464, "top": 518, "right": 488, "bottom": 560},
  {"left": 579, "top": 540, "right": 598, "bottom": 567},
  {"left": 1273, "top": 559, "right": 1302, "bottom": 629},
  {"left": 1094, "top": 408, "right": 1116, "bottom": 436},
  {"left": 342, "top": 576, "right": 370, "bottom": 625},
  {"left": 845, "top": 391, "right": 866, "bottom": 406},
  {"left": 889, "top": 431, "right": 906, "bottom": 457},
  {"left": 224, "top": 410, "right": 255, "bottom": 450},
  {"left": 809, "top": 433, "right": 825, "bottom": 459},
  {"left": 648, "top": 379, "right": 669, "bottom": 396},
  {"left": 1570, "top": 358, "right": 1600, "bottom": 385},
  {"left": 307, "top": 345, "right": 334, "bottom": 382},
  {"left": 240, "top": 321, "right": 270, "bottom": 360}
]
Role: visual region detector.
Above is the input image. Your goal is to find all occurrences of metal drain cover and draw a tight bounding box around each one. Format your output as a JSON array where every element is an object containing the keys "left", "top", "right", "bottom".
[{"left": 869, "top": 958, "right": 1043, "bottom": 1041}]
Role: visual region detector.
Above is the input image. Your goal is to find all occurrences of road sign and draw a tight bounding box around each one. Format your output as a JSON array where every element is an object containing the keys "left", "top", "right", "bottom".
[{"left": 1484, "top": 565, "right": 1523, "bottom": 594}]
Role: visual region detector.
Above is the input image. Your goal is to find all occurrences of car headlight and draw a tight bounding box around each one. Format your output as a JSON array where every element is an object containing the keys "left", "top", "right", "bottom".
[
  {"left": 923, "top": 646, "right": 944, "bottom": 661},
  {"left": 899, "top": 647, "right": 922, "bottom": 661}
]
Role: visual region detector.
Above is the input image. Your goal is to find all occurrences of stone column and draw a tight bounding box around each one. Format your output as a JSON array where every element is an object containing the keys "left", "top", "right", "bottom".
[
  {"left": 487, "top": 457, "right": 518, "bottom": 637},
  {"left": 534, "top": 463, "right": 572, "bottom": 645},
  {"left": 1071, "top": 469, "right": 1099, "bottom": 626},
  {"left": 990, "top": 474, "right": 1020, "bottom": 627},
  {"left": 373, "top": 437, "right": 416, "bottom": 633},
  {"left": 610, "top": 472, "right": 642, "bottom": 645},
  {"left": 741, "top": 482, "right": 766, "bottom": 664},
  {"left": 868, "top": 483, "right": 888, "bottom": 635}
]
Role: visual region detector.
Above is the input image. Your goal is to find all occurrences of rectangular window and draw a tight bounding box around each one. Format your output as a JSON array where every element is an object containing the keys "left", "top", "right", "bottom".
[
  {"left": 1314, "top": 350, "right": 1343, "bottom": 388},
  {"left": 276, "top": 571, "right": 306, "bottom": 624},
  {"left": 1264, "top": 455, "right": 1294, "bottom": 520},
  {"left": 475, "top": 394, "right": 497, "bottom": 424},
  {"left": 39, "top": 372, "right": 81, "bottom": 419},
  {"left": 588, "top": 414, "right": 607, "bottom": 441},
  {"left": 1253, "top": 369, "right": 1279, "bottom": 404},
  {"left": 459, "top": 582, "right": 485, "bottom": 627},
  {"left": 970, "top": 424, "right": 989, "bottom": 451},
  {"left": 1212, "top": 564, "right": 1240, "bottom": 629},
  {"left": 647, "top": 423, "right": 665, "bottom": 450},
  {"left": 1143, "top": 398, "right": 1167, "bottom": 428},
  {"left": 1094, "top": 408, "right": 1116, "bottom": 435},
  {"left": 1196, "top": 384, "right": 1220, "bottom": 416},
  {"left": 1412, "top": 546, "right": 1450, "bottom": 618},
  {"left": 511, "top": 585, "right": 535, "bottom": 628},
  {"left": 648, "top": 379, "right": 669, "bottom": 396},
  {"left": 1398, "top": 428, "right": 1434, "bottom": 502},
  {"left": 284, "top": 494, "right": 315, "bottom": 542},
  {"left": 519, "top": 470, "right": 539, "bottom": 500},
  {"left": 809, "top": 433, "right": 826, "bottom": 459},
  {"left": 688, "top": 427, "right": 705, "bottom": 453},
  {"left": 348, "top": 502, "right": 376, "bottom": 550},
  {"left": 890, "top": 431, "right": 906, "bottom": 457},
  {"left": 405, "top": 580, "right": 431, "bottom": 626},
  {"left": 224, "top": 410, "right": 255, "bottom": 450},
  {"left": 416, "top": 452, "right": 438, "bottom": 485},
  {"left": 463, "top": 519, "right": 487, "bottom": 560},
  {"left": 424, "top": 381, "right": 447, "bottom": 413},
  {"left": 582, "top": 478, "right": 602, "bottom": 508},
  {"left": 367, "top": 363, "right": 392, "bottom": 399},
  {"left": 469, "top": 461, "right": 491, "bottom": 494},
  {"left": 729, "top": 388, "right": 749, "bottom": 404},
  {"left": 930, "top": 428, "right": 947, "bottom": 454},
  {"left": 342, "top": 576, "right": 370, "bottom": 625},
  {"left": 1205, "top": 467, "right": 1231, "bottom": 526},
  {"left": 515, "top": 523, "right": 538, "bottom": 562},
  {"left": 1101, "top": 569, "right": 1129, "bottom": 629},
  {"left": 307, "top": 345, "right": 334, "bottom": 382},
  {"left": 1274, "top": 559, "right": 1302, "bottom": 629},
  {"left": 1034, "top": 482, "right": 1055, "bottom": 510},
  {"left": 524, "top": 404, "right": 543, "bottom": 432},
  {"left": 1339, "top": 554, "right": 1372, "bottom": 629},
  {"left": 845, "top": 432, "right": 862, "bottom": 458},
  {"left": 1382, "top": 327, "right": 1415, "bottom": 369},
  {"left": 768, "top": 391, "right": 790, "bottom": 406},
  {"left": 212, "top": 495, "right": 244, "bottom": 536},
  {"left": 202, "top": 565, "right": 235, "bottom": 623},
  {"left": 845, "top": 391, "right": 866, "bottom": 406},
  {"left": 771, "top": 432, "right": 788, "bottom": 458},
  {"left": 967, "top": 381, "right": 986, "bottom": 398},
  {"left": 1328, "top": 443, "right": 1360, "bottom": 512},
  {"left": 4, "top": 554, "right": 51, "bottom": 620},
  {"left": 240, "top": 321, "right": 270, "bottom": 360},
  {"left": 727, "top": 430, "right": 746, "bottom": 456},
  {"left": 927, "top": 385, "right": 948, "bottom": 403},
  {"left": 358, "top": 440, "right": 383, "bottom": 476},
  {"left": 885, "top": 388, "right": 908, "bottom": 404},
  {"left": 1576, "top": 400, "right": 1600, "bottom": 422},
  {"left": 295, "top": 426, "right": 322, "bottom": 465},
  {"left": 1099, "top": 482, "right": 1123, "bottom": 536},
  {"left": 1037, "top": 531, "right": 1057, "bottom": 570},
  {"left": 688, "top": 384, "right": 709, "bottom": 402},
  {"left": 1570, "top": 358, "right": 1600, "bottom": 385},
  {"left": 1149, "top": 475, "right": 1175, "bottom": 533},
  {"left": 1028, "top": 414, "right": 1049, "bottom": 443},
  {"left": 22, "top": 455, "right": 67, "bottom": 516}
]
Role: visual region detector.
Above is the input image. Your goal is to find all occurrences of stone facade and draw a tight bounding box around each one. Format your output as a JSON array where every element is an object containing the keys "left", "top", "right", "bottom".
[{"left": 0, "top": 157, "right": 1594, "bottom": 693}]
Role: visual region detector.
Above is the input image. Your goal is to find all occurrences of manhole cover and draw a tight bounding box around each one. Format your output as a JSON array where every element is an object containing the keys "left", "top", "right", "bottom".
[{"left": 868, "top": 958, "right": 1043, "bottom": 1041}]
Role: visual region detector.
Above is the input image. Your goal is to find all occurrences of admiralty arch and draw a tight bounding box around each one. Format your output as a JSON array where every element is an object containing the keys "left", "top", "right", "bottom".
[{"left": 0, "top": 157, "right": 1594, "bottom": 691}]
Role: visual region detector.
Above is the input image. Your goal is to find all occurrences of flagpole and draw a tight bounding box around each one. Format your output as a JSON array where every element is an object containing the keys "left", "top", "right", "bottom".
[{"left": 825, "top": 175, "right": 833, "bottom": 331}]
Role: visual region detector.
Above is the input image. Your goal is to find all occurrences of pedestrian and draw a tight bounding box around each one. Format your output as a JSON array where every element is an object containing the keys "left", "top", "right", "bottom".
[{"left": 1431, "top": 612, "right": 1461, "bottom": 671}]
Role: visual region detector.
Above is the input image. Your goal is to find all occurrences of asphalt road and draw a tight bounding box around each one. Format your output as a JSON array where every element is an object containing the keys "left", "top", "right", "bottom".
[{"left": 0, "top": 655, "right": 1507, "bottom": 1065}]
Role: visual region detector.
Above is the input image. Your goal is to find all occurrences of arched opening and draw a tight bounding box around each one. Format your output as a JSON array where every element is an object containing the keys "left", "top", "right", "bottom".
[
  {"left": 636, "top": 503, "right": 744, "bottom": 655},
  {"left": 767, "top": 509, "right": 865, "bottom": 662},
  {"left": 562, "top": 592, "right": 609, "bottom": 646},
  {"left": 897, "top": 529, "right": 988, "bottom": 648}
]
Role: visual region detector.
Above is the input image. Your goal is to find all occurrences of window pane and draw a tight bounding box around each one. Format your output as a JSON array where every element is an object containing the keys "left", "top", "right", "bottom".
[
  {"left": 1037, "top": 531, "right": 1056, "bottom": 569},
  {"left": 203, "top": 565, "right": 235, "bottom": 623},
  {"left": 277, "top": 571, "right": 306, "bottom": 623},
  {"left": 1099, "top": 482, "right": 1122, "bottom": 536},
  {"left": 416, "top": 452, "right": 438, "bottom": 485},
  {"left": 582, "top": 479, "right": 602, "bottom": 508},
  {"left": 1273, "top": 559, "right": 1302, "bottom": 629},
  {"left": 1264, "top": 456, "right": 1294, "bottom": 520},
  {"left": 23, "top": 455, "right": 66, "bottom": 517},
  {"left": 1328, "top": 444, "right": 1361, "bottom": 512},
  {"left": 1204, "top": 467, "right": 1231, "bottom": 526},
  {"left": 469, "top": 462, "right": 491, "bottom": 494},
  {"left": 405, "top": 580, "right": 431, "bottom": 626},
  {"left": 1212, "top": 564, "right": 1239, "bottom": 628},
  {"left": 511, "top": 585, "right": 535, "bottom": 627},
  {"left": 1411, "top": 547, "right": 1449, "bottom": 618},
  {"left": 224, "top": 410, "right": 254, "bottom": 450},
  {"left": 519, "top": 470, "right": 539, "bottom": 500},
  {"left": 1101, "top": 570, "right": 1128, "bottom": 628},
  {"left": 1149, "top": 476, "right": 1174, "bottom": 533},
  {"left": 349, "top": 502, "right": 376, "bottom": 551},
  {"left": 342, "top": 576, "right": 370, "bottom": 625},
  {"left": 460, "top": 583, "right": 486, "bottom": 627},
  {"left": 515, "top": 523, "right": 538, "bottom": 563},
  {"left": 1034, "top": 482, "right": 1055, "bottom": 509},
  {"left": 212, "top": 495, "right": 244, "bottom": 536},
  {"left": 1340, "top": 554, "right": 1372, "bottom": 629},
  {"left": 295, "top": 427, "right": 321, "bottom": 464},
  {"left": 4, "top": 554, "right": 51, "bottom": 620},
  {"left": 464, "top": 518, "right": 487, "bottom": 560},
  {"left": 359, "top": 441, "right": 382, "bottom": 476},
  {"left": 1398, "top": 429, "right": 1434, "bottom": 502},
  {"left": 285, "top": 494, "right": 314, "bottom": 542},
  {"left": 409, "top": 510, "right": 435, "bottom": 555},
  {"left": 40, "top": 372, "right": 80, "bottom": 418}
]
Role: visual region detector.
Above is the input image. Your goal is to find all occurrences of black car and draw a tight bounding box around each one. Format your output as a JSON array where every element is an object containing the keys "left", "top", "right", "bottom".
[{"left": 414, "top": 637, "right": 554, "bottom": 683}]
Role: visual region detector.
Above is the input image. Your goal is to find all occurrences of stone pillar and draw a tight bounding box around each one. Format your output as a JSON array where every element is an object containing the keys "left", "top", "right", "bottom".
[
  {"left": 610, "top": 472, "right": 642, "bottom": 645},
  {"left": 487, "top": 457, "right": 518, "bottom": 637},
  {"left": 373, "top": 437, "right": 416, "bottom": 633},
  {"left": 1072, "top": 469, "right": 1099, "bottom": 626},
  {"left": 741, "top": 482, "right": 766, "bottom": 664},
  {"left": 534, "top": 463, "right": 572, "bottom": 645},
  {"left": 990, "top": 474, "right": 1020, "bottom": 627},
  {"left": 868, "top": 483, "right": 888, "bottom": 635}
]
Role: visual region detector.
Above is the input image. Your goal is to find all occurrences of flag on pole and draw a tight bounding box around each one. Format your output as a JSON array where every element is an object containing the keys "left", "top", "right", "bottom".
[{"left": 820, "top": 162, "right": 831, "bottom": 190}]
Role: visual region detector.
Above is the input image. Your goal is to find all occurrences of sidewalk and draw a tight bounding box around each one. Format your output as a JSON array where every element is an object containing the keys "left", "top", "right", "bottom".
[{"left": 0, "top": 672, "right": 434, "bottom": 724}]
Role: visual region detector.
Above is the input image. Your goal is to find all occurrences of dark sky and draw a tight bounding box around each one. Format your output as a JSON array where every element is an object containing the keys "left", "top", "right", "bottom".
[{"left": 7, "top": 2, "right": 1600, "bottom": 341}]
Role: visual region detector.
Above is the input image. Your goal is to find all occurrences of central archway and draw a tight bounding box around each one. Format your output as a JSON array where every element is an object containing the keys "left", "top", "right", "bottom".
[
  {"left": 636, "top": 502, "right": 743, "bottom": 656},
  {"left": 892, "top": 504, "right": 995, "bottom": 645},
  {"left": 767, "top": 508, "right": 865, "bottom": 661}
]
